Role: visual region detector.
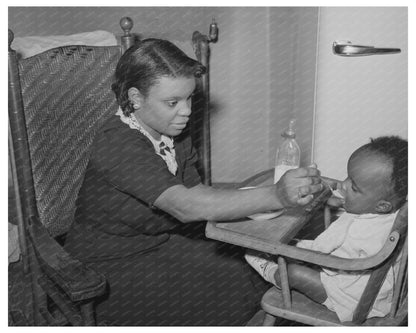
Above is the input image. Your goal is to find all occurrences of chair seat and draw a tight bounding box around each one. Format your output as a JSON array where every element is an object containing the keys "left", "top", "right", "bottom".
[
  {"left": 261, "top": 286, "right": 343, "bottom": 326},
  {"left": 261, "top": 286, "right": 407, "bottom": 326}
]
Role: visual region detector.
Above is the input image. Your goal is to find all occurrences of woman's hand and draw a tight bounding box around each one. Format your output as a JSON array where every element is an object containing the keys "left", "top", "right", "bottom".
[{"left": 275, "top": 167, "right": 323, "bottom": 207}]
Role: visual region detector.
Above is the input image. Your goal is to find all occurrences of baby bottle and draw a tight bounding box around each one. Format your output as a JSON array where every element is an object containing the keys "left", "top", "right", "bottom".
[{"left": 274, "top": 119, "right": 300, "bottom": 183}]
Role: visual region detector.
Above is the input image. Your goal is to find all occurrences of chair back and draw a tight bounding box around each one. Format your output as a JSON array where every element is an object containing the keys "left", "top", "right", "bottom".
[
  {"left": 353, "top": 201, "right": 408, "bottom": 324},
  {"left": 9, "top": 36, "right": 122, "bottom": 237}
]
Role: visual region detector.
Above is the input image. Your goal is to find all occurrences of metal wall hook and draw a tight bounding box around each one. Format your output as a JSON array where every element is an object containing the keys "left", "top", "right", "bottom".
[{"left": 333, "top": 41, "right": 401, "bottom": 57}]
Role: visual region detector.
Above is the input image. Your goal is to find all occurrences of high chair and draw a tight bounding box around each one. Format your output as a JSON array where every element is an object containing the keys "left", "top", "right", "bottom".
[
  {"left": 260, "top": 201, "right": 408, "bottom": 326},
  {"left": 8, "top": 17, "right": 216, "bottom": 325}
]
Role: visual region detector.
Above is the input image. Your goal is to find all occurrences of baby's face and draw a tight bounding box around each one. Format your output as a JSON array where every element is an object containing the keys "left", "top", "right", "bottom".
[{"left": 339, "top": 151, "right": 393, "bottom": 214}]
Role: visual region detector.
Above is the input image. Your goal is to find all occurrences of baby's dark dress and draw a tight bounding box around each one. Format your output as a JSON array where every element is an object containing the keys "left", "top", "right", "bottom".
[{"left": 64, "top": 114, "right": 266, "bottom": 325}]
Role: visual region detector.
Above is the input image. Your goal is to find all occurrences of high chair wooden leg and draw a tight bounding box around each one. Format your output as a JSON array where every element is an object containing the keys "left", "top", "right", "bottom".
[
  {"left": 324, "top": 205, "right": 331, "bottom": 229},
  {"left": 262, "top": 313, "right": 277, "bottom": 326},
  {"left": 277, "top": 257, "right": 291, "bottom": 309}
]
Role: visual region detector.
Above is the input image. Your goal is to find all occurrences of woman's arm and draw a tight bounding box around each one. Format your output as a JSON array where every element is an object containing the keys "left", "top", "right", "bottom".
[{"left": 154, "top": 167, "right": 323, "bottom": 223}]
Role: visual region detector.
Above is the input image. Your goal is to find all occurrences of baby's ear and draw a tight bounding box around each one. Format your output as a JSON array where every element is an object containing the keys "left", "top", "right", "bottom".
[{"left": 375, "top": 200, "right": 393, "bottom": 214}]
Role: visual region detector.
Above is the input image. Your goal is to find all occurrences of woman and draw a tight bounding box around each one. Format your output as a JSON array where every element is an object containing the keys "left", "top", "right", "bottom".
[{"left": 64, "top": 39, "right": 323, "bottom": 326}]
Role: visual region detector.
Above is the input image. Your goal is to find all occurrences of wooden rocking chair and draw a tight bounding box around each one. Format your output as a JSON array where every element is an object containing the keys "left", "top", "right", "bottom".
[{"left": 8, "top": 17, "right": 216, "bottom": 325}]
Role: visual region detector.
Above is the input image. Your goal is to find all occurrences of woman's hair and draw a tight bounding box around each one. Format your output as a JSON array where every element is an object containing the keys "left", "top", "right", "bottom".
[
  {"left": 358, "top": 135, "right": 408, "bottom": 208},
  {"left": 112, "top": 38, "right": 206, "bottom": 116}
]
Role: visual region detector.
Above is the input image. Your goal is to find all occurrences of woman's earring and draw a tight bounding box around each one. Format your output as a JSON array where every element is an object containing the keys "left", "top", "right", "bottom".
[{"left": 133, "top": 103, "right": 140, "bottom": 110}]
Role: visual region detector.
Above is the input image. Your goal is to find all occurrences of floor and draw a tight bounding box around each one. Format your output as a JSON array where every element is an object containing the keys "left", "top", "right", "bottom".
[
  {"left": 247, "top": 309, "right": 308, "bottom": 326},
  {"left": 246, "top": 310, "right": 267, "bottom": 326}
]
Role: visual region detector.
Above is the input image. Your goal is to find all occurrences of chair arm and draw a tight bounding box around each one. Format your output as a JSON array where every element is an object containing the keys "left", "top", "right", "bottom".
[
  {"left": 249, "top": 231, "right": 400, "bottom": 271},
  {"left": 239, "top": 169, "right": 274, "bottom": 188},
  {"left": 211, "top": 182, "right": 241, "bottom": 190},
  {"left": 28, "top": 216, "right": 106, "bottom": 302}
]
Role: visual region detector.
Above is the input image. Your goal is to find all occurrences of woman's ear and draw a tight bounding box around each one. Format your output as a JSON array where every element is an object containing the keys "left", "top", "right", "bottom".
[
  {"left": 128, "top": 87, "right": 144, "bottom": 110},
  {"left": 375, "top": 200, "right": 393, "bottom": 214}
]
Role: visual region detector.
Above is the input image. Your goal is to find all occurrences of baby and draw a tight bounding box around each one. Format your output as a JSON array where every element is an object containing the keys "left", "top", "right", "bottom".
[{"left": 245, "top": 135, "right": 408, "bottom": 322}]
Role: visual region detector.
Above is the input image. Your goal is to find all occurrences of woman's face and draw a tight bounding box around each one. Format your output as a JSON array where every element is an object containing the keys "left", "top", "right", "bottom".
[{"left": 132, "top": 76, "right": 196, "bottom": 139}]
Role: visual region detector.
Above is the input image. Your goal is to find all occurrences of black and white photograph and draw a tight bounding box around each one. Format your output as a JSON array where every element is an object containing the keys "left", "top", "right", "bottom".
[{"left": 7, "top": 3, "right": 409, "bottom": 327}]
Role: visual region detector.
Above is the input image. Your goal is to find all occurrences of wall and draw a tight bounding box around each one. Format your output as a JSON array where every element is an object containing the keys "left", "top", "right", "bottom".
[
  {"left": 208, "top": 7, "right": 271, "bottom": 182},
  {"left": 205, "top": 7, "right": 319, "bottom": 182},
  {"left": 313, "top": 7, "right": 408, "bottom": 180},
  {"left": 268, "top": 8, "right": 319, "bottom": 168},
  {"left": 8, "top": 7, "right": 319, "bottom": 183}
]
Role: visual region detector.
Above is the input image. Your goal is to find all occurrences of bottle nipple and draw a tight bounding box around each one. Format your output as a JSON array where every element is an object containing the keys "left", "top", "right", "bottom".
[{"left": 283, "top": 119, "right": 296, "bottom": 138}]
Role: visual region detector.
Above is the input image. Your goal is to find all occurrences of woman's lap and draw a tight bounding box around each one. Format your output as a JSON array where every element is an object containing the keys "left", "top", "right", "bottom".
[{"left": 91, "top": 233, "right": 267, "bottom": 326}]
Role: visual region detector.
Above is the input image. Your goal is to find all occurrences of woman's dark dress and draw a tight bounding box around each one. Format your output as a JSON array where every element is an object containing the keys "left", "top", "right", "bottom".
[{"left": 64, "top": 114, "right": 267, "bottom": 326}]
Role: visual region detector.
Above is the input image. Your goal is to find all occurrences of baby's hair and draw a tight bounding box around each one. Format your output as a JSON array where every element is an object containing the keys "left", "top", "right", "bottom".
[{"left": 358, "top": 136, "right": 408, "bottom": 208}]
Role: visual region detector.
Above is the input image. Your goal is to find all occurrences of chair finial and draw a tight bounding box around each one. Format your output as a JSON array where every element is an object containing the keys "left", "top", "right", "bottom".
[
  {"left": 8, "top": 29, "right": 14, "bottom": 50},
  {"left": 120, "top": 17, "right": 133, "bottom": 36},
  {"left": 208, "top": 18, "right": 218, "bottom": 43}
]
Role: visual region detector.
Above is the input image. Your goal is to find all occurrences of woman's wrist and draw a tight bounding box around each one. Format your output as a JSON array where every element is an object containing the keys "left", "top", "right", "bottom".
[{"left": 267, "top": 185, "right": 287, "bottom": 210}]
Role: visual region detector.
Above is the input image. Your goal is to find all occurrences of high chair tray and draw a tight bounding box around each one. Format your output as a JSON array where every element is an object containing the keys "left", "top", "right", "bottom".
[
  {"left": 206, "top": 204, "right": 321, "bottom": 254},
  {"left": 206, "top": 169, "right": 331, "bottom": 254}
]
